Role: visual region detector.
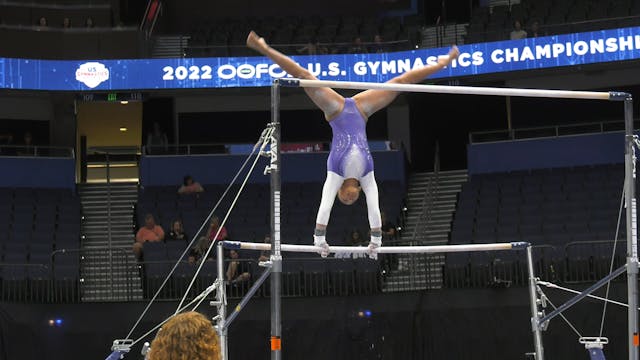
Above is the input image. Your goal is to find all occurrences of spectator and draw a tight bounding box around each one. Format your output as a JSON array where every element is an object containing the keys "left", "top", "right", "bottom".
[
  {"left": 370, "top": 34, "right": 387, "bottom": 53},
  {"left": 297, "top": 40, "right": 318, "bottom": 55},
  {"left": 349, "top": 36, "right": 368, "bottom": 53},
  {"left": 62, "top": 17, "right": 72, "bottom": 29},
  {"left": 85, "top": 17, "right": 95, "bottom": 28},
  {"left": 38, "top": 17, "right": 48, "bottom": 27},
  {"left": 178, "top": 175, "right": 204, "bottom": 195},
  {"left": 133, "top": 214, "right": 165, "bottom": 260},
  {"left": 167, "top": 219, "right": 188, "bottom": 242},
  {"left": 190, "top": 216, "right": 228, "bottom": 262},
  {"left": 347, "top": 229, "right": 365, "bottom": 246},
  {"left": 226, "top": 249, "right": 250, "bottom": 284},
  {"left": 259, "top": 234, "right": 270, "bottom": 262},
  {"left": 529, "top": 21, "right": 544, "bottom": 38},
  {"left": 0, "top": 133, "right": 13, "bottom": 145},
  {"left": 17, "top": 131, "right": 34, "bottom": 156},
  {"left": 148, "top": 311, "right": 221, "bottom": 360},
  {"left": 510, "top": 20, "right": 527, "bottom": 40},
  {"left": 146, "top": 122, "right": 168, "bottom": 154},
  {"left": 0, "top": 133, "right": 14, "bottom": 156},
  {"left": 381, "top": 211, "right": 397, "bottom": 240}
]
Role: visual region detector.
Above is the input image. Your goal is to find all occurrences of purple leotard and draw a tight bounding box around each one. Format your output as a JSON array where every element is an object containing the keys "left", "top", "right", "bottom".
[{"left": 327, "top": 98, "right": 374, "bottom": 178}]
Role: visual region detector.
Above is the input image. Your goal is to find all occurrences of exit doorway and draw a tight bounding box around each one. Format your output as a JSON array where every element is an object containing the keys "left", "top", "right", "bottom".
[{"left": 76, "top": 101, "right": 143, "bottom": 183}]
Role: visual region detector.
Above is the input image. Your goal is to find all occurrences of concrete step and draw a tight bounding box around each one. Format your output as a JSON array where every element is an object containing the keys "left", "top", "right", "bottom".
[
  {"left": 81, "top": 199, "right": 136, "bottom": 206},
  {"left": 81, "top": 280, "right": 142, "bottom": 289},
  {"left": 406, "top": 194, "right": 458, "bottom": 203}
]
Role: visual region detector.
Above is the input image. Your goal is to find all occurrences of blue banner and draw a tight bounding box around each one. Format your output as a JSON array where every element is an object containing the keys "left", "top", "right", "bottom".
[{"left": 1, "top": 26, "right": 640, "bottom": 91}]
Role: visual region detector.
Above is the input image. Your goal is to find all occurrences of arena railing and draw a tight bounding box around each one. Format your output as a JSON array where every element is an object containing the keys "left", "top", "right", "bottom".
[
  {"left": 464, "top": 14, "right": 640, "bottom": 44},
  {"left": 0, "top": 145, "right": 74, "bottom": 158},
  {"left": 0, "top": 241, "right": 627, "bottom": 303},
  {"left": 469, "top": 118, "right": 639, "bottom": 144},
  {"left": 184, "top": 39, "right": 412, "bottom": 58}
]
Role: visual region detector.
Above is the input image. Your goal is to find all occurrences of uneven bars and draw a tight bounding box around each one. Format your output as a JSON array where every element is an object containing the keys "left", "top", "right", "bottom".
[
  {"left": 277, "top": 79, "right": 629, "bottom": 101},
  {"left": 222, "top": 241, "right": 528, "bottom": 254}
]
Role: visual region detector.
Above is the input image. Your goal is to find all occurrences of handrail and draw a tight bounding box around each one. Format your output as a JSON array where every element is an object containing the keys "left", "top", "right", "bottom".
[
  {"left": 0, "top": 145, "right": 75, "bottom": 158},
  {"left": 186, "top": 39, "right": 411, "bottom": 52},
  {"left": 0, "top": 1, "right": 112, "bottom": 10},
  {"left": 466, "top": 14, "right": 640, "bottom": 41},
  {"left": 469, "top": 118, "right": 638, "bottom": 144}
]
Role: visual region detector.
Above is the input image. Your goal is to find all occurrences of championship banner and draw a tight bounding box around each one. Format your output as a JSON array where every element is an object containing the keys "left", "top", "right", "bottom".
[{"left": 0, "top": 26, "right": 639, "bottom": 91}]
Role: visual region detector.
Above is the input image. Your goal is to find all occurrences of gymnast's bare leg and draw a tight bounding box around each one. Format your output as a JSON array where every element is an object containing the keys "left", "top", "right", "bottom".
[{"left": 248, "top": 31, "right": 459, "bottom": 258}]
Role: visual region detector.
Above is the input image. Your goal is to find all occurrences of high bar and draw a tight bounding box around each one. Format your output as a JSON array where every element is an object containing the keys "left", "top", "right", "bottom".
[
  {"left": 277, "top": 78, "right": 630, "bottom": 101},
  {"left": 222, "top": 241, "right": 529, "bottom": 254}
]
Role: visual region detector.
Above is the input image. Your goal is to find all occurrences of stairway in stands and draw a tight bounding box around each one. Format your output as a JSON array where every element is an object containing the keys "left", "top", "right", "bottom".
[
  {"left": 383, "top": 170, "right": 468, "bottom": 292},
  {"left": 152, "top": 35, "right": 189, "bottom": 58},
  {"left": 79, "top": 183, "right": 143, "bottom": 301}
]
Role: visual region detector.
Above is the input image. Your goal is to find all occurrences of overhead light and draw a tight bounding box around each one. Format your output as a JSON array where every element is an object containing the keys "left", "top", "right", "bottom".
[
  {"left": 120, "top": 100, "right": 129, "bottom": 105},
  {"left": 119, "top": 127, "right": 128, "bottom": 132}
]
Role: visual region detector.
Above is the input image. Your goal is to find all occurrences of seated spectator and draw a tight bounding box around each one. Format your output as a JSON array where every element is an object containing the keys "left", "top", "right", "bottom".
[
  {"left": 381, "top": 211, "right": 398, "bottom": 270},
  {"left": 62, "top": 17, "right": 72, "bottom": 29},
  {"left": 0, "top": 133, "right": 14, "bottom": 155},
  {"left": 167, "top": 219, "right": 188, "bottom": 242},
  {"left": 148, "top": 311, "right": 221, "bottom": 360},
  {"left": 133, "top": 214, "right": 165, "bottom": 260},
  {"left": 190, "top": 216, "right": 228, "bottom": 262},
  {"left": 259, "top": 234, "right": 271, "bottom": 262},
  {"left": 297, "top": 40, "right": 318, "bottom": 55},
  {"left": 381, "top": 211, "right": 397, "bottom": 241},
  {"left": 178, "top": 175, "right": 204, "bottom": 194},
  {"left": 226, "top": 249, "right": 250, "bottom": 285},
  {"left": 146, "top": 122, "right": 168, "bottom": 154},
  {"left": 510, "top": 20, "right": 527, "bottom": 40},
  {"left": 17, "top": 131, "right": 35, "bottom": 156},
  {"left": 347, "top": 229, "right": 365, "bottom": 246},
  {"left": 528, "top": 21, "right": 544, "bottom": 38},
  {"left": 369, "top": 34, "right": 387, "bottom": 53},
  {"left": 349, "top": 36, "right": 368, "bottom": 53},
  {"left": 85, "top": 17, "right": 95, "bottom": 28},
  {"left": 38, "top": 17, "right": 48, "bottom": 27}
]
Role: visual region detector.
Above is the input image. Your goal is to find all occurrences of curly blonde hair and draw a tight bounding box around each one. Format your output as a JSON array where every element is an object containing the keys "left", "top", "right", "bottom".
[{"left": 148, "top": 311, "right": 221, "bottom": 360}]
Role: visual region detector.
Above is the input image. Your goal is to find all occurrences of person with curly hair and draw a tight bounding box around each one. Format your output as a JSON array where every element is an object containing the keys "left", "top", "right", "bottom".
[{"left": 148, "top": 311, "right": 221, "bottom": 360}]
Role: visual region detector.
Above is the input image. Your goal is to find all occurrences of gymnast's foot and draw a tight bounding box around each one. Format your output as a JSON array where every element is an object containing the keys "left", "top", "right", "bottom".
[
  {"left": 314, "top": 237, "right": 330, "bottom": 258},
  {"left": 247, "top": 31, "right": 267, "bottom": 52}
]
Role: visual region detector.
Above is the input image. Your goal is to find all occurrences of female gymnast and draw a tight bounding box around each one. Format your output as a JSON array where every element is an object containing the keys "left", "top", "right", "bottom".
[{"left": 247, "top": 31, "right": 459, "bottom": 258}]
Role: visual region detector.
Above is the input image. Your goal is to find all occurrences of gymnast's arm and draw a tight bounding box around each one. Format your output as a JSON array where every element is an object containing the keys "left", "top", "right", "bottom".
[
  {"left": 353, "top": 46, "right": 460, "bottom": 119},
  {"left": 246, "top": 31, "right": 344, "bottom": 121},
  {"left": 315, "top": 172, "right": 344, "bottom": 229}
]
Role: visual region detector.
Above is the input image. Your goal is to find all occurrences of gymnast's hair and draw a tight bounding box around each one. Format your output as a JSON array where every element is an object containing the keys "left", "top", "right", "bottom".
[{"left": 148, "top": 311, "right": 220, "bottom": 360}]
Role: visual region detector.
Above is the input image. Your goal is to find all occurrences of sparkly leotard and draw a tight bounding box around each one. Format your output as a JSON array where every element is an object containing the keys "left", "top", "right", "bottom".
[
  {"left": 326, "top": 98, "right": 374, "bottom": 179},
  {"left": 315, "top": 98, "right": 381, "bottom": 231}
]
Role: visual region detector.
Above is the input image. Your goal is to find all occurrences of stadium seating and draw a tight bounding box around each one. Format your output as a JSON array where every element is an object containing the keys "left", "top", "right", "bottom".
[
  {"left": 0, "top": 187, "right": 81, "bottom": 302},
  {"left": 465, "top": 0, "right": 639, "bottom": 44},
  {"left": 446, "top": 163, "right": 626, "bottom": 287},
  {"left": 137, "top": 181, "right": 404, "bottom": 298},
  {"left": 186, "top": 15, "right": 410, "bottom": 57}
]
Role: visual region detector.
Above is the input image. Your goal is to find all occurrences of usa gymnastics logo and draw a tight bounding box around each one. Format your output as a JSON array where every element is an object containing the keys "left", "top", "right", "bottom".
[{"left": 75, "top": 62, "right": 110, "bottom": 88}]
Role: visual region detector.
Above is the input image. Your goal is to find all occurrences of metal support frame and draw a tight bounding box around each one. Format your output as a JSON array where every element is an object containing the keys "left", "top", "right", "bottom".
[
  {"left": 214, "top": 79, "right": 637, "bottom": 360},
  {"left": 269, "top": 80, "right": 283, "bottom": 360},
  {"left": 527, "top": 246, "right": 545, "bottom": 360},
  {"left": 624, "top": 96, "right": 638, "bottom": 360},
  {"left": 216, "top": 242, "right": 228, "bottom": 360}
]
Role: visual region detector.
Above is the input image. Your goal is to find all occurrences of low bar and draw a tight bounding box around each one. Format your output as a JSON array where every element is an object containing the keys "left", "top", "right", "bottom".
[
  {"left": 222, "top": 241, "right": 528, "bottom": 254},
  {"left": 277, "top": 78, "right": 616, "bottom": 101}
]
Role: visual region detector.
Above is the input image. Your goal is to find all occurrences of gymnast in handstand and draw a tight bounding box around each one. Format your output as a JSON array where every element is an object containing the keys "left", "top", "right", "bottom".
[{"left": 247, "top": 31, "right": 459, "bottom": 258}]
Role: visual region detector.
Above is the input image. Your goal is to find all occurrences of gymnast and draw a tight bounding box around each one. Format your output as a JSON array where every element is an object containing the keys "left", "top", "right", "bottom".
[{"left": 247, "top": 31, "right": 459, "bottom": 258}]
